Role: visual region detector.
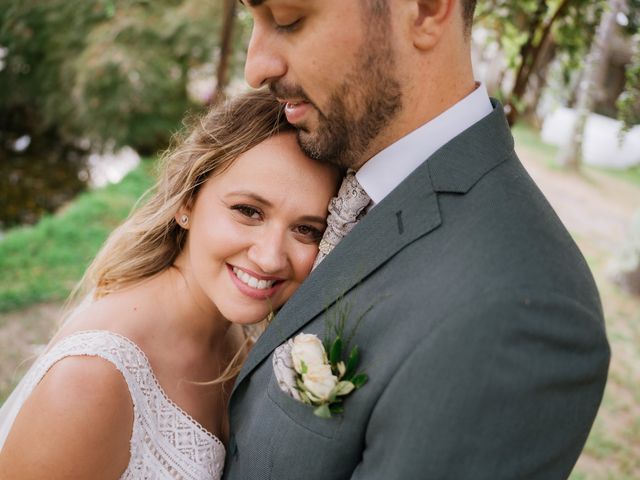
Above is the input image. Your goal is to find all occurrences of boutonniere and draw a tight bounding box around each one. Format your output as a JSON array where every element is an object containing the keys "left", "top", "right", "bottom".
[
  {"left": 273, "top": 303, "right": 371, "bottom": 419},
  {"left": 290, "top": 331, "right": 367, "bottom": 418}
]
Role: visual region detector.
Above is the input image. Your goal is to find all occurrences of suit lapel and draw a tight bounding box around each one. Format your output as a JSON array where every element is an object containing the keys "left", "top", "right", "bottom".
[{"left": 233, "top": 101, "right": 514, "bottom": 389}]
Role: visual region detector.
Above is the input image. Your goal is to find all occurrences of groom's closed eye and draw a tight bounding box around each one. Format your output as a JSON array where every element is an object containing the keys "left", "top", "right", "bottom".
[{"left": 274, "top": 17, "right": 302, "bottom": 33}]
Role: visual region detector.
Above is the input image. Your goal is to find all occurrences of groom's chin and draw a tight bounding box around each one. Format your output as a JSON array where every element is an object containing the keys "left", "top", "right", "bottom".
[{"left": 295, "top": 128, "right": 317, "bottom": 152}]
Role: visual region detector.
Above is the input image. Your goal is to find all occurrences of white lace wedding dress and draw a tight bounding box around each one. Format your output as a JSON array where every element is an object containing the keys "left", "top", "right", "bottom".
[{"left": 0, "top": 330, "right": 225, "bottom": 479}]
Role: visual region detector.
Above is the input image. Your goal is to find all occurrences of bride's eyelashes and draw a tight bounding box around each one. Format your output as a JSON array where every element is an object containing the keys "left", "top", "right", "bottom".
[
  {"left": 231, "top": 204, "right": 263, "bottom": 221},
  {"left": 230, "top": 203, "right": 323, "bottom": 243},
  {"left": 293, "top": 224, "right": 323, "bottom": 244}
]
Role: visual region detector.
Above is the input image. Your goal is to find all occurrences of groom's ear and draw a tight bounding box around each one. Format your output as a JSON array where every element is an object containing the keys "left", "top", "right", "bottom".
[{"left": 408, "top": 0, "right": 455, "bottom": 51}]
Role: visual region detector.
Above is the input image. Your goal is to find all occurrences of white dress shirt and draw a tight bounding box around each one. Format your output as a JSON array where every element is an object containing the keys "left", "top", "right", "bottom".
[{"left": 356, "top": 83, "right": 493, "bottom": 207}]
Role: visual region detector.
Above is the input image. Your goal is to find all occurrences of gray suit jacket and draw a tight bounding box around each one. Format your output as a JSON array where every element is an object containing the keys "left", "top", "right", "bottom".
[{"left": 223, "top": 103, "right": 610, "bottom": 479}]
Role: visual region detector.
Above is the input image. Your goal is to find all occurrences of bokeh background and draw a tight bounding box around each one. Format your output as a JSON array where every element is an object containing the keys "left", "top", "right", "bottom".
[{"left": 1, "top": 1, "right": 639, "bottom": 477}]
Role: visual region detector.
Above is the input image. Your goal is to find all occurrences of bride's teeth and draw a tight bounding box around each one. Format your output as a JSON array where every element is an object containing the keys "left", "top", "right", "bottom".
[{"left": 232, "top": 267, "right": 275, "bottom": 290}]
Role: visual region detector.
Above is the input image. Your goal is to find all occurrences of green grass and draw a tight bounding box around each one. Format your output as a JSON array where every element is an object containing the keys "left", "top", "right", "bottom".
[
  {"left": 0, "top": 160, "right": 155, "bottom": 313},
  {"left": 512, "top": 123, "right": 640, "bottom": 187},
  {"left": 595, "top": 165, "right": 640, "bottom": 188},
  {"left": 512, "top": 123, "right": 561, "bottom": 159}
]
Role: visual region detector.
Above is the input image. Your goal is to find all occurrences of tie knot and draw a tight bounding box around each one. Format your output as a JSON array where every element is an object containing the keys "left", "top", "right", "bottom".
[
  {"left": 312, "top": 169, "right": 371, "bottom": 269},
  {"left": 331, "top": 169, "right": 370, "bottom": 223}
]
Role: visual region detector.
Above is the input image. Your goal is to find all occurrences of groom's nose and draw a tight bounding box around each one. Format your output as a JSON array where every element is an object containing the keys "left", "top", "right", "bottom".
[{"left": 245, "top": 24, "right": 287, "bottom": 88}]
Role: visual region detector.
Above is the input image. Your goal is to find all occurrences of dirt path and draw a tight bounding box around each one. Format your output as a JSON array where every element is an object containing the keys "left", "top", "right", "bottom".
[
  {"left": 0, "top": 302, "right": 62, "bottom": 400},
  {"left": 518, "top": 147, "right": 639, "bottom": 251}
]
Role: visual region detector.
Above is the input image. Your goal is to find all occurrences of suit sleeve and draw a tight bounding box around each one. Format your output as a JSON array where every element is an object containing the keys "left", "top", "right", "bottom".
[{"left": 350, "top": 290, "right": 610, "bottom": 480}]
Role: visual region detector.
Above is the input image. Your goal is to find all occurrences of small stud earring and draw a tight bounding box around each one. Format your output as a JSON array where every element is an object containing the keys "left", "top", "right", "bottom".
[{"left": 180, "top": 214, "right": 189, "bottom": 225}]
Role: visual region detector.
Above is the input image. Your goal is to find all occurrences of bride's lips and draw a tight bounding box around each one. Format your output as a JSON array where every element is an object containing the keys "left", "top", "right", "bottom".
[
  {"left": 227, "top": 264, "right": 284, "bottom": 300},
  {"left": 283, "top": 100, "right": 312, "bottom": 124}
]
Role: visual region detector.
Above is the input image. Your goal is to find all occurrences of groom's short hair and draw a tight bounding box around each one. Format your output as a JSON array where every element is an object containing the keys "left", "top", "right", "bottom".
[{"left": 462, "top": 0, "right": 478, "bottom": 33}]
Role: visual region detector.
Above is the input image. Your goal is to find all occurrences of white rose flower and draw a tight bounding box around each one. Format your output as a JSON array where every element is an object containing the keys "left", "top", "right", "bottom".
[
  {"left": 302, "top": 364, "right": 338, "bottom": 402},
  {"left": 291, "top": 333, "right": 327, "bottom": 374}
]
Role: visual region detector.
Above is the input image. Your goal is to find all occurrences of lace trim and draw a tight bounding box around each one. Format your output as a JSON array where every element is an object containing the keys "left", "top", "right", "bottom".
[
  {"left": 93, "top": 330, "right": 224, "bottom": 449},
  {"left": 22, "top": 329, "right": 225, "bottom": 480}
]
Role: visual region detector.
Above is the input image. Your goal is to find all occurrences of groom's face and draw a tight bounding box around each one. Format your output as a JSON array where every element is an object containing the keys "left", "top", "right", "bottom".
[{"left": 243, "top": 0, "right": 403, "bottom": 169}]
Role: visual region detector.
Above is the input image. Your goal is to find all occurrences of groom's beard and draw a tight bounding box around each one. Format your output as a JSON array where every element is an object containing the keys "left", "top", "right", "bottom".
[{"left": 272, "top": 17, "right": 402, "bottom": 169}]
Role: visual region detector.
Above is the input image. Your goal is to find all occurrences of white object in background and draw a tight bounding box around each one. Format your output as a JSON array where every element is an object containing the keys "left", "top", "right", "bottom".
[
  {"left": 87, "top": 146, "right": 141, "bottom": 188},
  {"left": 541, "top": 107, "right": 640, "bottom": 169}
]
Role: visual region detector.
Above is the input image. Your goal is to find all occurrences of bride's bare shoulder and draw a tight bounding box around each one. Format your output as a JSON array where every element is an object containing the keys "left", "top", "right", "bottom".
[
  {"left": 0, "top": 355, "right": 132, "bottom": 479},
  {"left": 54, "top": 289, "right": 151, "bottom": 343}
]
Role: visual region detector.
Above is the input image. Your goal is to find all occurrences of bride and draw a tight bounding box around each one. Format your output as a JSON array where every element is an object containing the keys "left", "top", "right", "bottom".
[{"left": 0, "top": 90, "right": 339, "bottom": 479}]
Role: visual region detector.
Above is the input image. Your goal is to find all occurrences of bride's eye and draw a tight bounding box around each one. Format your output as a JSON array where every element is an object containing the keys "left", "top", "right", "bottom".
[
  {"left": 294, "top": 224, "right": 323, "bottom": 243},
  {"left": 231, "top": 204, "right": 262, "bottom": 220}
]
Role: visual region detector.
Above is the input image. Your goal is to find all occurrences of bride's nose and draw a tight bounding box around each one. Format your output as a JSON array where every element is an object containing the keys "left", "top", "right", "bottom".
[{"left": 247, "top": 228, "right": 288, "bottom": 275}]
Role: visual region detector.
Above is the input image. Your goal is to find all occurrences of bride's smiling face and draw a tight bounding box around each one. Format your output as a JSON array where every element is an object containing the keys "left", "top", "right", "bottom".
[{"left": 176, "top": 132, "right": 339, "bottom": 325}]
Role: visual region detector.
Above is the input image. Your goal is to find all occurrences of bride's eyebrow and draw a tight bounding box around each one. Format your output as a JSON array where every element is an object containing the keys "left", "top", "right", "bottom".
[
  {"left": 299, "top": 215, "right": 327, "bottom": 225},
  {"left": 226, "top": 191, "right": 272, "bottom": 207}
]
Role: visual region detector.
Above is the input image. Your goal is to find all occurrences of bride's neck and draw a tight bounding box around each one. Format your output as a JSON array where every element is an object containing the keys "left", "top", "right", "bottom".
[{"left": 143, "top": 266, "right": 231, "bottom": 351}]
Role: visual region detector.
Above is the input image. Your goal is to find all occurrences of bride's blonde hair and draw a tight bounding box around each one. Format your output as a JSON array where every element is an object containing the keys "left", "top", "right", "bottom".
[
  {"left": 73, "top": 89, "right": 292, "bottom": 302},
  {"left": 65, "top": 90, "right": 293, "bottom": 382}
]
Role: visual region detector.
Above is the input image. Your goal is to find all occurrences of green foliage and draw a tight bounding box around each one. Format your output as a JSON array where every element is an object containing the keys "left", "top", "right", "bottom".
[
  {"left": 477, "top": 0, "right": 601, "bottom": 92},
  {"left": 616, "top": 35, "right": 640, "bottom": 133},
  {"left": 0, "top": 0, "right": 242, "bottom": 155},
  {"left": 475, "top": 0, "right": 639, "bottom": 127},
  {"left": 0, "top": 160, "right": 155, "bottom": 312}
]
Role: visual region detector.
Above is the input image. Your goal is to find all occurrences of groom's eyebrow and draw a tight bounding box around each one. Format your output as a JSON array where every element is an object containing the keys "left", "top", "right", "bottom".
[{"left": 238, "top": 0, "right": 267, "bottom": 6}]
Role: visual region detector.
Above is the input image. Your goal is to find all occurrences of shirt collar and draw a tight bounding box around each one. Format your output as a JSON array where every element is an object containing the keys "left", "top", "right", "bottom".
[{"left": 356, "top": 83, "right": 493, "bottom": 206}]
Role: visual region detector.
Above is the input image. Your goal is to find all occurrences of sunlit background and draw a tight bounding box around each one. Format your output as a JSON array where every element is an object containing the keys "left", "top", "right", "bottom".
[{"left": 0, "top": 1, "right": 639, "bottom": 477}]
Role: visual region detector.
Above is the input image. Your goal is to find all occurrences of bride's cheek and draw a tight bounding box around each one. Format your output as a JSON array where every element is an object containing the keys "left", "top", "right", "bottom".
[{"left": 297, "top": 245, "right": 320, "bottom": 276}]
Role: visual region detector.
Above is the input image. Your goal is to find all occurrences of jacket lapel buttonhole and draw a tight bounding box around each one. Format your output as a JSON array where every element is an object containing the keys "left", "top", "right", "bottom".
[{"left": 395, "top": 210, "right": 404, "bottom": 235}]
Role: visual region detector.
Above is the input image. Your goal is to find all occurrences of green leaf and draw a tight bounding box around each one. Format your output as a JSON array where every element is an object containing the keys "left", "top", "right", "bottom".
[
  {"left": 329, "top": 404, "right": 344, "bottom": 414},
  {"left": 298, "top": 390, "right": 312, "bottom": 405},
  {"left": 333, "top": 381, "right": 355, "bottom": 397},
  {"left": 329, "top": 336, "right": 343, "bottom": 365},
  {"left": 352, "top": 373, "right": 368, "bottom": 389},
  {"left": 300, "top": 360, "right": 308, "bottom": 375},
  {"left": 344, "top": 346, "right": 360, "bottom": 379},
  {"left": 314, "top": 404, "right": 332, "bottom": 419}
]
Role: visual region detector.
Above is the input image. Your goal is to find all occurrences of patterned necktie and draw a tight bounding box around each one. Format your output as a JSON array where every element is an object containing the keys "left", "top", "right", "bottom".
[{"left": 313, "top": 169, "right": 371, "bottom": 269}]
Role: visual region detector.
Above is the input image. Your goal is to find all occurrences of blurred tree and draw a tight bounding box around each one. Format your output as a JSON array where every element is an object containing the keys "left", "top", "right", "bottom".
[
  {"left": 211, "top": 0, "right": 238, "bottom": 106},
  {"left": 476, "top": 0, "right": 601, "bottom": 125},
  {"left": 558, "top": 0, "right": 627, "bottom": 169},
  {"left": 475, "top": 0, "right": 640, "bottom": 128},
  {"left": 616, "top": 29, "right": 640, "bottom": 133},
  {"left": 0, "top": 0, "right": 251, "bottom": 228}
]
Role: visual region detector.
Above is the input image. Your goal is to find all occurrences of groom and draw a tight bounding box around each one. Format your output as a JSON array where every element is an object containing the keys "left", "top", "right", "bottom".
[{"left": 225, "top": 1, "right": 610, "bottom": 478}]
